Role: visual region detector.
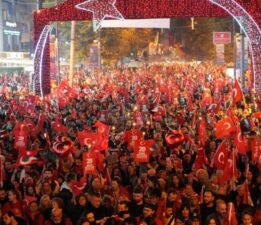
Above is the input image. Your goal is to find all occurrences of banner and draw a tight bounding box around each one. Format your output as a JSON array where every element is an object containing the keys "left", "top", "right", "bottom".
[
  {"left": 82, "top": 152, "right": 96, "bottom": 174},
  {"left": 134, "top": 142, "right": 150, "bottom": 163},
  {"left": 134, "top": 139, "right": 154, "bottom": 163},
  {"left": 101, "top": 19, "right": 170, "bottom": 29}
]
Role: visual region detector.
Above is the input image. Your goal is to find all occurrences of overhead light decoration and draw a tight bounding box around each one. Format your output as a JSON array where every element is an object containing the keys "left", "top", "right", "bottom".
[
  {"left": 33, "top": 25, "right": 52, "bottom": 97},
  {"left": 75, "top": 0, "right": 124, "bottom": 32}
]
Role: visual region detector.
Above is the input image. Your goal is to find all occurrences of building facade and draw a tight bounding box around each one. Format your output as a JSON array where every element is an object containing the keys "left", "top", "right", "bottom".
[{"left": 0, "top": 0, "right": 37, "bottom": 71}]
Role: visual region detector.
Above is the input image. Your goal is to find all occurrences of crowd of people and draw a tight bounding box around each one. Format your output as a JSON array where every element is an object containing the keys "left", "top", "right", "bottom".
[{"left": 0, "top": 62, "right": 260, "bottom": 225}]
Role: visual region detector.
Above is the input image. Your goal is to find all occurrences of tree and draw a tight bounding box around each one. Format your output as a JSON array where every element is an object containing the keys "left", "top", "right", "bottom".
[
  {"left": 100, "top": 28, "right": 157, "bottom": 66},
  {"left": 171, "top": 17, "right": 234, "bottom": 63}
]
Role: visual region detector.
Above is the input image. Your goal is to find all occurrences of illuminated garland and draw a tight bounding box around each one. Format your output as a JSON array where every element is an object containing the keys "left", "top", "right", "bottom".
[
  {"left": 33, "top": 25, "right": 52, "bottom": 97},
  {"left": 75, "top": 0, "right": 124, "bottom": 32},
  {"left": 33, "top": 0, "right": 261, "bottom": 96}
]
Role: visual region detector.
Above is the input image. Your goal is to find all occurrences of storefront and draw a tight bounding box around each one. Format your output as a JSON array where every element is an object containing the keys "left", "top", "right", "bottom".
[{"left": 0, "top": 52, "right": 33, "bottom": 72}]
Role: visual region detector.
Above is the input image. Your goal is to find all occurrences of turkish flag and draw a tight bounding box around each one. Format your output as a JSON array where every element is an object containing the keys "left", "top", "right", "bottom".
[
  {"left": 223, "top": 203, "right": 238, "bottom": 225},
  {"left": 234, "top": 126, "right": 248, "bottom": 155},
  {"left": 94, "top": 122, "right": 108, "bottom": 150},
  {"left": 16, "top": 149, "right": 40, "bottom": 167},
  {"left": 206, "top": 102, "right": 220, "bottom": 114},
  {"left": 24, "top": 118, "right": 37, "bottom": 139},
  {"left": 36, "top": 113, "right": 45, "bottom": 134},
  {"left": 93, "top": 121, "right": 109, "bottom": 151},
  {"left": 14, "top": 123, "right": 27, "bottom": 150},
  {"left": 251, "top": 138, "right": 261, "bottom": 162},
  {"left": 152, "top": 105, "right": 166, "bottom": 117},
  {"left": 212, "top": 140, "right": 230, "bottom": 170},
  {"left": 221, "top": 150, "right": 238, "bottom": 183},
  {"left": 82, "top": 152, "right": 96, "bottom": 175},
  {"left": 77, "top": 131, "right": 99, "bottom": 149},
  {"left": 134, "top": 139, "right": 154, "bottom": 163},
  {"left": 232, "top": 80, "right": 244, "bottom": 104},
  {"left": 123, "top": 129, "right": 142, "bottom": 149},
  {"left": 21, "top": 98, "right": 35, "bottom": 115},
  {"left": 252, "top": 111, "right": 261, "bottom": 119},
  {"left": 193, "top": 147, "right": 209, "bottom": 170},
  {"left": 226, "top": 106, "right": 239, "bottom": 124},
  {"left": 94, "top": 121, "right": 109, "bottom": 137},
  {"left": 187, "top": 97, "right": 194, "bottom": 111},
  {"left": 215, "top": 117, "right": 235, "bottom": 139},
  {"left": 12, "top": 121, "right": 25, "bottom": 136},
  {"left": 71, "top": 175, "right": 88, "bottom": 196},
  {"left": 198, "top": 119, "right": 207, "bottom": 146},
  {"left": 165, "top": 129, "right": 184, "bottom": 148},
  {"left": 52, "top": 139, "right": 74, "bottom": 158},
  {"left": 58, "top": 96, "right": 69, "bottom": 108},
  {"left": 58, "top": 80, "right": 72, "bottom": 95},
  {"left": 51, "top": 121, "right": 68, "bottom": 133}
]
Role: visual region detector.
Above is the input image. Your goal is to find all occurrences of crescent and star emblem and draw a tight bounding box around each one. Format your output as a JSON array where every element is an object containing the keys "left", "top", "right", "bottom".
[{"left": 218, "top": 152, "right": 225, "bottom": 164}]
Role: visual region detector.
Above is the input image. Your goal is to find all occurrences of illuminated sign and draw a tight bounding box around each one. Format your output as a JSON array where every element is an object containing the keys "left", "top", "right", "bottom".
[
  {"left": 5, "top": 21, "right": 17, "bottom": 28},
  {"left": 4, "top": 30, "right": 20, "bottom": 36}
]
